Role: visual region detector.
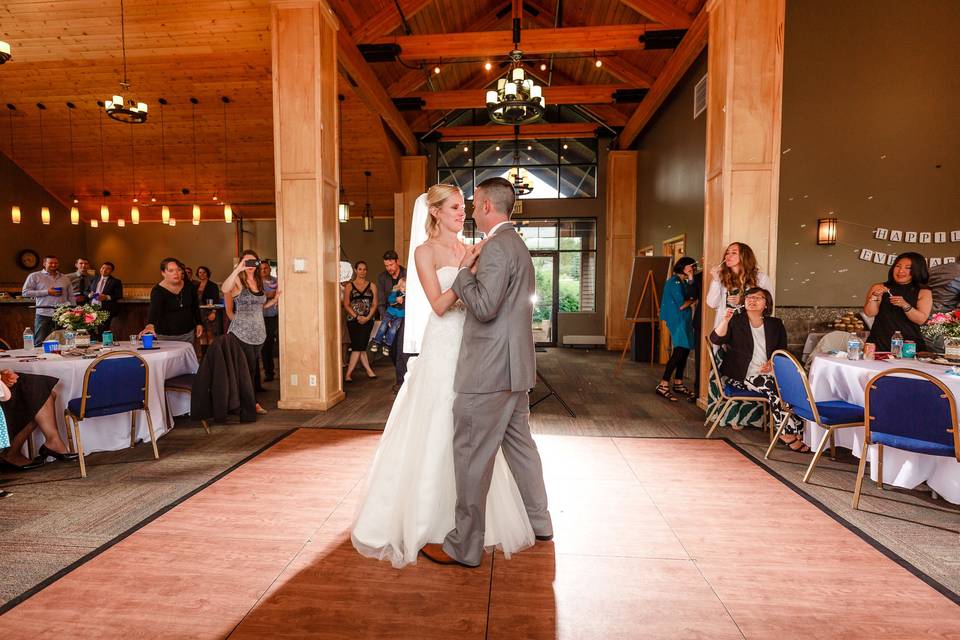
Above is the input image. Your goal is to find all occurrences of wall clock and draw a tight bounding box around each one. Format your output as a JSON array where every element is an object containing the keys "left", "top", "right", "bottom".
[{"left": 16, "top": 249, "right": 40, "bottom": 271}]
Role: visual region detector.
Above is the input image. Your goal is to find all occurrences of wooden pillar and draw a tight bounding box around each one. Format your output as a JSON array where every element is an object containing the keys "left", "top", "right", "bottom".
[
  {"left": 700, "top": 0, "right": 785, "bottom": 392},
  {"left": 271, "top": 0, "right": 344, "bottom": 410},
  {"left": 394, "top": 156, "right": 427, "bottom": 263},
  {"left": 604, "top": 150, "right": 638, "bottom": 350}
]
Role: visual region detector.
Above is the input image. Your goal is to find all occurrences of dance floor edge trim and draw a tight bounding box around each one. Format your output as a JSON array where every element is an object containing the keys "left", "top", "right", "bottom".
[
  {"left": 0, "top": 428, "right": 299, "bottom": 616},
  {"left": 1, "top": 430, "right": 956, "bottom": 616}
]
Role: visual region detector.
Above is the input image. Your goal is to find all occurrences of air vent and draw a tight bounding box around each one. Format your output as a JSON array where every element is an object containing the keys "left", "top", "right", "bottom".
[
  {"left": 693, "top": 74, "right": 707, "bottom": 119},
  {"left": 357, "top": 43, "right": 401, "bottom": 63},
  {"left": 639, "top": 29, "right": 687, "bottom": 50}
]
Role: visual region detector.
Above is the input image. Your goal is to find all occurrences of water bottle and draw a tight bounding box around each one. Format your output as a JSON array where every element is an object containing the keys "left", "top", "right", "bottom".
[
  {"left": 890, "top": 331, "right": 903, "bottom": 358},
  {"left": 23, "top": 327, "right": 34, "bottom": 351},
  {"left": 846, "top": 334, "right": 862, "bottom": 360}
]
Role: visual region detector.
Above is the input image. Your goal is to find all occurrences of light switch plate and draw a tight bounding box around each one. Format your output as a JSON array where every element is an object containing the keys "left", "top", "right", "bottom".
[
  {"left": 293, "top": 258, "right": 306, "bottom": 273},
  {"left": 309, "top": 374, "right": 317, "bottom": 387},
  {"left": 290, "top": 374, "right": 298, "bottom": 386}
]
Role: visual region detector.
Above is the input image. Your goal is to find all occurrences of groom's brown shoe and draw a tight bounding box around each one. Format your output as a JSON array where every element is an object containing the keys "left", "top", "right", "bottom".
[
  {"left": 420, "top": 543, "right": 472, "bottom": 567},
  {"left": 535, "top": 534, "right": 554, "bottom": 542}
]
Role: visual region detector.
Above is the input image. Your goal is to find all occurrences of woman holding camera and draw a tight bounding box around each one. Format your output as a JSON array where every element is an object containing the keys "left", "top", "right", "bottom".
[{"left": 222, "top": 250, "right": 280, "bottom": 415}]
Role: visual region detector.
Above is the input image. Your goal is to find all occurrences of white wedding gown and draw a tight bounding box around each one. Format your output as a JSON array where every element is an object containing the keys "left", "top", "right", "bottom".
[{"left": 351, "top": 266, "right": 535, "bottom": 568}]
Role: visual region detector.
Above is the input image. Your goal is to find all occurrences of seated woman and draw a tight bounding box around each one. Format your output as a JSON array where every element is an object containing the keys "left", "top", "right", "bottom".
[
  {"left": 863, "top": 251, "right": 932, "bottom": 351},
  {"left": 1, "top": 369, "right": 77, "bottom": 471},
  {"left": 709, "top": 287, "right": 808, "bottom": 452},
  {"left": 140, "top": 257, "right": 203, "bottom": 344}
]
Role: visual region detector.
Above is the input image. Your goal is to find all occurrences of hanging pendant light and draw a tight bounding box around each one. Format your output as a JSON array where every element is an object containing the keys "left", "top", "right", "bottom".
[
  {"left": 104, "top": 0, "right": 148, "bottom": 124},
  {"left": 36, "top": 103, "right": 52, "bottom": 224},
  {"left": 509, "top": 126, "right": 533, "bottom": 196},
  {"left": 161, "top": 205, "right": 170, "bottom": 224},
  {"left": 6, "top": 105, "right": 21, "bottom": 222},
  {"left": 158, "top": 98, "right": 169, "bottom": 222},
  {"left": 131, "top": 206, "right": 139, "bottom": 224},
  {"left": 128, "top": 120, "right": 140, "bottom": 222},
  {"left": 189, "top": 97, "right": 201, "bottom": 224},
  {"left": 362, "top": 170, "right": 374, "bottom": 232},
  {"left": 221, "top": 96, "right": 233, "bottom": 223},
  {"left": 97, "top": 108, "right": 110, "bottom": 221},
  {"left": 337, "top": 94, "right": 350, "bottom": 223},
  {"left": 91, "top": 219, "right": 99, "bottom": 228},
  {"left": 100, "top": 205, "right": 110, "bottom": 222},
  {"left": 66, "top": 102, "right": 80, "bottom": 224},
  {"left": 118, "top": 218, "right": 126, "bottom": 227}
]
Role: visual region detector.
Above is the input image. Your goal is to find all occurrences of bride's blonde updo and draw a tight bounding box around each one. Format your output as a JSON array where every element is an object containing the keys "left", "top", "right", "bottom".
[{"left": 425, "top": 184, "right": 462, "bottom": 237}]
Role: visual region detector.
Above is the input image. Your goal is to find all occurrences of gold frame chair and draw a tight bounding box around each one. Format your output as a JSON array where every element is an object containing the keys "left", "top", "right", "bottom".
[
  {"left": 704, "top": 337, "right": 774, "bottom": 439},
  {"left": 767, "top": 349, "right": 866, "bottom": 483},
  {"left": 63, "top": 350, "right": 158, "bottom": 478},
  {"left": 852, "top": 368, "right": 960, "bottom": 510}
]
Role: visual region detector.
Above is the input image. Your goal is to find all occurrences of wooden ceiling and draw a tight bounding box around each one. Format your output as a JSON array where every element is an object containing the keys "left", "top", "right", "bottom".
[{"left": 0, "top": 0, "right": 706, "bottom": 223}]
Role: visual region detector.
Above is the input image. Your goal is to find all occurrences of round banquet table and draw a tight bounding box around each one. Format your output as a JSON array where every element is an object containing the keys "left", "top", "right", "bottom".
[
  {"left": 1, "top": 341, "right": 199, "bottom": 455},
  {"left": 804, "top": 354, "right": 960, "bottom": 504}
]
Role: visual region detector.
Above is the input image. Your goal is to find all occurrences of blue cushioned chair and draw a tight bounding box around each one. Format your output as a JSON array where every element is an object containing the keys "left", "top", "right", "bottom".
[
  {"left": 769, "top": 349, "right": 866, "bottom": 482},
  {"left": 853, "top": 368, "right": 959, "bottom": 510},
  {"left": 704, "top": 337, "right": 773, "bottom": 439},
  {"left": 63, "top": 351, "right": 157, "bottom": 478}
]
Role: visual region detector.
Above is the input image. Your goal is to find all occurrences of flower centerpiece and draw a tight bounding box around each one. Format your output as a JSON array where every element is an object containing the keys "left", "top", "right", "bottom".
[
  {"left": 52, "top": 304, "right": 109, "bottom": 332},
  {"left": 921, "top": 310, "right": 960, "bottom": 358}
]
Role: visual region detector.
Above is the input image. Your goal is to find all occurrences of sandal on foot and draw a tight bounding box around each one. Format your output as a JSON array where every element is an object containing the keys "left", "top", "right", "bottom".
[
  {"left": 781, "top": 436, "right": 810, "bottom": 453},
  {"left": 672, "top": 384, "right": 697, "bottom": 401},
  {"left": 655, "top": 384, "right": 678, "bottom": 402}
]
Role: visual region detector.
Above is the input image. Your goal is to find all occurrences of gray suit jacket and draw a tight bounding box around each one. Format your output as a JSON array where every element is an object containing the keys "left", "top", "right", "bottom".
[{"left": 452, "top": 226, "right": 536, "bottom": 394}]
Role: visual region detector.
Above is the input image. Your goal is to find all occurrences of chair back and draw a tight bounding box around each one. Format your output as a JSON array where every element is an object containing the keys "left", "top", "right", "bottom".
[
  {"left": 804, "top": 331, "right": 853, "bottom": 366},
  {"left": 705, "top": 336, "right": 725, "bottom": 392},
  {"left": 865, "top": 368, "right": 959, "bottom": 461},
  {"left": 0, "top": 337, "right": 10, "bottom": 351},
  {"left": 771, "top": 349, "right": 820, "bottom": 422},
  {"left": 79, "top": 350, "right": 150, "bottom": 418}
]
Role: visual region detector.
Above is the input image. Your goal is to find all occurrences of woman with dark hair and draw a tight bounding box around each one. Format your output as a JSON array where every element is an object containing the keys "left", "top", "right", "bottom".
[
  {"left": 710, "top": 287, "right": 808, "bottom": 451},
  {"left": 863, "top": 252, "right": 932, "bottom": 351},
  {"left": 141, "top": 257, "right": 203, "bottom": 343},
  {"left": 706, "top": 242, "right": 773, "bottom": 328},
  {"left": 222, "top": 250, "right": 279, "bottom": 414},
  {"left": 196, "top": 266, "right": 221, "bottom": 350},
  {"left": 343, "top": 260, "right": 378, "bottom": 382},
  {"left": 657, "top": 257, "right": 697, "bottom": 402}
]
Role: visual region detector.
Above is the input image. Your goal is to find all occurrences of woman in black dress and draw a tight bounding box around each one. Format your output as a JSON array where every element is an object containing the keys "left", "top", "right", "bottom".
[
  {"left": 1, "top": 370, "right": 77, "bottom": 471},
  {"left": 140, "top": 257, "right": 203, "bottom": 344},
  {"left": 196, "top": 265, "right": 221, "bottom": 351},
  {"left": 342, "top": 261, "right": 378, "bottom": 382},
  {"left": 863, "top": 252, "right": 932, "bottom": 351}
]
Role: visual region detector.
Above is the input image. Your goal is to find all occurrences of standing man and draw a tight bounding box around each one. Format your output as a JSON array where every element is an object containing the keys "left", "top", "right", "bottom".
[
  {"left": 22, "top": 255, "right": 73, "bottom": 345},
  {"left": 89, "top": 261, "right": 124, "bottom": 335},
  {"left": 376, "top": 249, "right": 407, "bottom": 393},
  {"left": 259, "top": 260, "right": 279, "bottom": 382},
  {"left": 67, "top": 257, "right": 93, "bottom": 305}
]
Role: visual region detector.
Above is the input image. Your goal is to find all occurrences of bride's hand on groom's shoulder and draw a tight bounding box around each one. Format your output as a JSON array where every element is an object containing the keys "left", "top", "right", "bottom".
[{"left": 459, "top": 240, "right": 486, "bottom": 270}]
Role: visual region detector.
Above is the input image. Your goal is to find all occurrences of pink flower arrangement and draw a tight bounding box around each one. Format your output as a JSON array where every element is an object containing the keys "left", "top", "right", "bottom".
[
  {"left": 52, "top": 303, "right": 110, "bottom": 331},
  {"left": 922, "top": 308, "right": 960, "bottom": 344}
]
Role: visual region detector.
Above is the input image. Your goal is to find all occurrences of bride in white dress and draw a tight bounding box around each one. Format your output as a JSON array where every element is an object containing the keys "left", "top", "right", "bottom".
[{"left": 351, "top": 184, "right": 535, "bottom": 568}]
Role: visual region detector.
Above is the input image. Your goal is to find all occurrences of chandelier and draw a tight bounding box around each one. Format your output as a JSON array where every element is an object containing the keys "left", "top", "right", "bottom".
[
  {"left": 104, "top": 0, "right": 148, "bottom": 123},
  {"left": 508, "top": 127, "right": 533, "bottom": 196},
  {"left": 486, "top": 50, "right": 544, "bottom": 126}
]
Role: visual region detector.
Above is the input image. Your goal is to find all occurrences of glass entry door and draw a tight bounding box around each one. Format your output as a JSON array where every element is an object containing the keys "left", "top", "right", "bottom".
[{"left": 531, "top": 252, "right": 558, "bottom": 346}]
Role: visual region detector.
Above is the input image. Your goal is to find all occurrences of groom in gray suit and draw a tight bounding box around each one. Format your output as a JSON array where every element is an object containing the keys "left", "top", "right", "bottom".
[{"left": 421, "top": 177, "right": 553, "bottom": 567}]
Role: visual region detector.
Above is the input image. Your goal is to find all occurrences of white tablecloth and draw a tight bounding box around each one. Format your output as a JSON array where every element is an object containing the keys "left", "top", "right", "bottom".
[
  {"left": 805, "top": 354, "right": 960, "bottom": 504},
  {"left": 1, "top": 342, "right": 198, "bottom": 455}
]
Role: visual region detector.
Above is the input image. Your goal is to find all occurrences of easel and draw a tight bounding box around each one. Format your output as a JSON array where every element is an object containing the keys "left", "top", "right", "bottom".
[{"left": 616, "top": 270, "right": 661, "bottom": 373}]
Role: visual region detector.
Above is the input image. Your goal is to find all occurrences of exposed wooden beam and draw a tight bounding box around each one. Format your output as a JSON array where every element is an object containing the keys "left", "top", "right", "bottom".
[
  {"left": 582, "top": 105, "right": 629, "bottom": 127},
  {"left": 337, "top": 29, "right": 419, "bottom": 154},
  {"left": 436, "top": 123, "right": 599, "bottom": 141},
  {"left": 618, "top": 8, "right": 708, "bottom": 149},
  {"left": 351, "top": 0, "right": 435, "bottom": 43},
  {"left": 410, "top": 84, "right": 631, "bottom": 110},
  {"left": 374, "top": 24, "right": 671, "bottom": 60},
  {"left": 618, "top": 0, "right": 693, "bottom": 27}
]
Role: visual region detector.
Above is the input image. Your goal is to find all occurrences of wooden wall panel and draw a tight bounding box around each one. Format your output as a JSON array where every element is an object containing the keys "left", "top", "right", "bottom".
[
  {"left": 604, "top": 151, "right": 638, "bottom": 350},
  {"left": 394, "top": 156, "right": 428, "bottom": 263}
]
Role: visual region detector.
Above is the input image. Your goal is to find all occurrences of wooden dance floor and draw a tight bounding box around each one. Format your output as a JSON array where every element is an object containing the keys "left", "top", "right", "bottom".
[{"left": 1, "top": 428, "right": 958, "bottom": 638}]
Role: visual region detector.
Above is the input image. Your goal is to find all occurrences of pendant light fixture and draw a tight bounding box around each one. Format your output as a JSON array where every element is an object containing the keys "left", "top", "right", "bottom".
[
  {"left": 118, "top": 218, "right": 126, "bottom": 227},
  {"left": 158, "top": 98, "right": 170, "bottom": 224},
  {"left": 6, "top": 104, "right": 20, "bottom": 223},
  {"left": 337, "top": 94, "right": 349, "bottom": 223},
  {"left": 221, "top": 96, "right": 233, "bottom": 223},
  {"left": 362, "top": 170, "right": 374, "bottom": 232},
  {"left": 67, "top": 102, "right": 80, "bottom": 224},
  {"left": 190, "top": 97, "right": 200, "bottom": 224},
  {"left": 97, "top": 107, "right": 110, "bottom": 222},
  {"left": 37, "top": 103, "right": 52, "bottom": 224},
  {"left": 104, "top": 0, "right": 148, "bottom": 124},
  {"left": 91, "top": 219, "right": 99, "bottom": 228},
  {"left": 169, "top": 218, "right": 177, "bottom": 227},
  {"left": 129, "top": 123, "right": 139, "bottom": 223}
]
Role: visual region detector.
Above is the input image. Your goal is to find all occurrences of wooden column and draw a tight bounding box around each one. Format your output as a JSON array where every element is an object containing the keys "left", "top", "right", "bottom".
[
  {"left": 394, "top": 156, "right": 427, "bottom": 263},
  {"left": 271, "top": 0, "right": 344, "bottom": 410},
  {"left": 701, "top": 0, "right": 785, "bottom": 393},
  {"left": 604, "top": 150, "right": 638, "bottom": 350}
]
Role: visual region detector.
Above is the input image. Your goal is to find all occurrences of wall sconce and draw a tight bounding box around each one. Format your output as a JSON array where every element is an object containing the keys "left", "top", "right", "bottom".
[
  {"left": 817, "top": 218, "right": 837, "bottom": 245},
  {"left": 11, "top": 205, "right": 21, "bottom": 224}
]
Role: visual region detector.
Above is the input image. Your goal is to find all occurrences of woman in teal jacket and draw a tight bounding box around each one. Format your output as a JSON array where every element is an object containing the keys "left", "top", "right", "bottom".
[{"left": 657, "top": 257, "right": 697, "bottom": 402}]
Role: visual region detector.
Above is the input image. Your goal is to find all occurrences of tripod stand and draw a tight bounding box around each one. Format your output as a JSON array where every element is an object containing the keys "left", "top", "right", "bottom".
[{"left": 530, "top": 370, "right": 576, "bottom": 417}]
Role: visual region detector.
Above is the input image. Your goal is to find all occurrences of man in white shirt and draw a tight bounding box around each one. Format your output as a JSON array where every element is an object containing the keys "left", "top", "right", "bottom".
[{"left": 22, "top": 255, "right": 73, "bottom": 345}]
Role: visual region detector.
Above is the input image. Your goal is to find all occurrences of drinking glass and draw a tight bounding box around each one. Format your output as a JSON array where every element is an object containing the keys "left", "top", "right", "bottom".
[
  {"left": 64, "top": 330, "right": 76, "bottom": 349},
  {"left": 130, "top": 334, "right": 139, "bottom": 348}
]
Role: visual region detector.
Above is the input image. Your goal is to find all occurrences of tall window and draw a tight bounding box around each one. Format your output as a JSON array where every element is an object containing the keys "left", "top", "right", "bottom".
[
  {"left": 438, "top": 138, "right": 598, "bottom": 200},
  {"left": 462, "top": 218, "right": 597, "bottom": 313}
]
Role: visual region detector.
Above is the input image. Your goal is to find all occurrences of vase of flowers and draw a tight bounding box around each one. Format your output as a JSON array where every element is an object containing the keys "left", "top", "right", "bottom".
[
  {"left": 52, "top": 304, "right": 109, "bottom": 345},
  {"left": 921, "top": 310, "right": 960, "bottom": 358}
]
